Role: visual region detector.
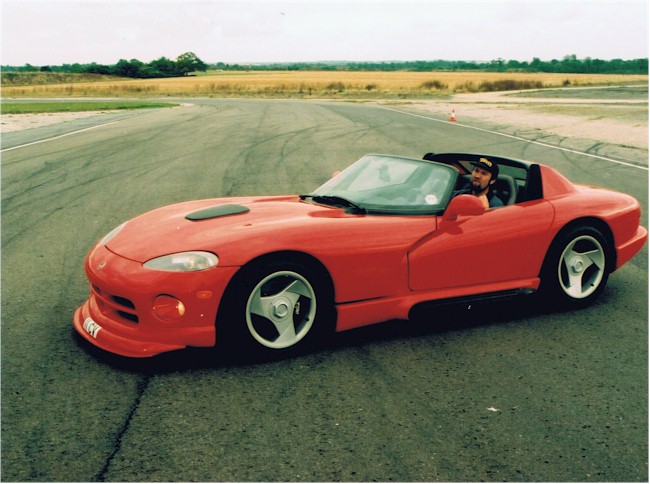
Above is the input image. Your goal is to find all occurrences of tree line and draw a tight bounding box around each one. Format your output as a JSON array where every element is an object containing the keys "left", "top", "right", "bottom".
[
  {"left": 3, "top": 52, "right": 208, "bottom": 79},
  {"left": 244, "top": 55, "right": 648, "bottom": 74},
  {"left": 2, "top": 54, "right": 647, "bottom": 77}
]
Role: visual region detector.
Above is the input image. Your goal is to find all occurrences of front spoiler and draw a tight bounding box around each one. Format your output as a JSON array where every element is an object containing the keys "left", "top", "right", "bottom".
[{"left": 73, "top": 301, "right": 186, "bottom": 358}]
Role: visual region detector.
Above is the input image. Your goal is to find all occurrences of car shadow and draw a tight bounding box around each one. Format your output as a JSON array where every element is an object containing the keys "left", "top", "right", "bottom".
[{"left": 74, "top": 292, "right": 609, "bottom": 374}]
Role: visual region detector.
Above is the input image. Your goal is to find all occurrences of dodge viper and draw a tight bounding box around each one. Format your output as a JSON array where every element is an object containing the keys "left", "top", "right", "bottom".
[{"left": 73, "top": 153, "right": 647, "bottom": 358}]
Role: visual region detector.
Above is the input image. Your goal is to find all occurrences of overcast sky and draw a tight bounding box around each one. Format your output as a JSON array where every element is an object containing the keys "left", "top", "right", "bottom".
[{"left": 2, "top": 0, "right": 648, "bottom": 66}]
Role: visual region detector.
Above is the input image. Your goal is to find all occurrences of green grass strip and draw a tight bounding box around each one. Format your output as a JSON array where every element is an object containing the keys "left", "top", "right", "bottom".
[{"left": 1, "top": 101, "right": 178, "bottom": 114}]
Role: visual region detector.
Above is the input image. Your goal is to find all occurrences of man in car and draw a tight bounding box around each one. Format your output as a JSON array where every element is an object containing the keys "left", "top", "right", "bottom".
[{"left": 452, "top": 157, "right": 504, "bottom": 209}]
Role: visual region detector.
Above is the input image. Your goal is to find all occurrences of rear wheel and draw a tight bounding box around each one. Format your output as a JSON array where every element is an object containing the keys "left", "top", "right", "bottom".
[
  {"left": 540, "top": 225, "right": 610, "bottom": 306},
  {"left": 220, "top": 258, "right": 334, "bottom": 357}
]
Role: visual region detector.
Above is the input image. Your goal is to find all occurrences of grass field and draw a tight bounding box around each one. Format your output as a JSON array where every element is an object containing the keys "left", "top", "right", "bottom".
[
  {"left": 1, "top": 100, "right": 178, "bottom": 114},
  {"left": 2, "top": 70, "right": 647, "bottom": 99}
]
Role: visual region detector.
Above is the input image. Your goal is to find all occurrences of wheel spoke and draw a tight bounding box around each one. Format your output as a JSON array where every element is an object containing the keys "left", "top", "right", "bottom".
[
  {"left": 584, "top": 248, "right": 605, "bottom": 270},
  {"left": 274, "top": 318, "right": 298, "bottom": 346},
  {"left": 565, "top": 272, "right": 586, "bottom": 298},
  {"left": 248, "top": 289, "right": 273, "bottom": 318},
  {"left": 562, "top": 251, "right": 572, "bottom": 269},
  {"left": 283, "top": 280, "right": 313, "bottom": 300}
]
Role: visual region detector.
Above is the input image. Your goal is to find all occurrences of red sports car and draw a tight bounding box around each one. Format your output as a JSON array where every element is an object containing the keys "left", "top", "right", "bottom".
[{"left": 73, "top": 153, "right": 647, "bottom": 358}]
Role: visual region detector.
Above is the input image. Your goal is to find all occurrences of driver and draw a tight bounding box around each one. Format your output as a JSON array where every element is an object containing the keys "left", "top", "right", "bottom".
[{"left": 452, "top": 157, "right": 504, "bottom": 209}]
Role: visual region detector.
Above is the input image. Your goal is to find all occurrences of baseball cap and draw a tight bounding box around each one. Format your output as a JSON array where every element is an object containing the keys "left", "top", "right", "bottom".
[{"left": 471, "top": 157, "right": 499, "bottom": 178}]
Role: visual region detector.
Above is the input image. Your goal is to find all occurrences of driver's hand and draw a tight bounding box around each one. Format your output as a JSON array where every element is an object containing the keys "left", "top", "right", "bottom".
[{"left": 478, "top": 194, "right": 490, "bottom": 209}]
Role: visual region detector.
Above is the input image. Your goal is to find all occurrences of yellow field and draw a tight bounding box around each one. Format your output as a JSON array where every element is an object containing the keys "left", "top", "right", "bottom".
[{"left": 2, "top": 70, "right": 647, "bottom": 99}]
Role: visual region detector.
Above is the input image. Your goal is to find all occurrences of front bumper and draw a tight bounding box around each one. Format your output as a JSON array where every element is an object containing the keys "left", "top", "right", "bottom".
[{"left": 72, "top": 244, "right": 239, "bottom": 358}]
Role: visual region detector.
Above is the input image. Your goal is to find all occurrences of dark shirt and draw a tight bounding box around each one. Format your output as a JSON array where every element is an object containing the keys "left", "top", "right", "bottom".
[{"left": 452, "top": 187, "right": 504, "bottom": 208}]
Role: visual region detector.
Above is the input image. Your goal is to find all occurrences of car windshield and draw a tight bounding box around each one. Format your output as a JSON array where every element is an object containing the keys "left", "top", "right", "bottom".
[{"left": 305, "top": 154, "right": 457, "bottom": 215}]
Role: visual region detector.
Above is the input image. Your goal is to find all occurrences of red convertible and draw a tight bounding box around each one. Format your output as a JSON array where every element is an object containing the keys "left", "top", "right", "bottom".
[{"left": 73, "top": 153, "right": 647, "bottom": 358}]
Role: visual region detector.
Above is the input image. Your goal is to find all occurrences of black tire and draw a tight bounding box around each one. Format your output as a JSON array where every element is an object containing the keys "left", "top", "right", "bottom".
[
  {"left": 539, "top": 224, "right": 610, "bottom": 307},
  {"left": 219, "top": 258, "right": 334, "bottom": 357}
]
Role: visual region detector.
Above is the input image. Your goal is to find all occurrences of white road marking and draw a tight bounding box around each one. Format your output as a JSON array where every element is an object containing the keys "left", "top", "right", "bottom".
[
  {"left": 1, "top": 121, "right": 119, "bottom": 153},
  {"left": 379, "top": 105, "right": 648, "bottom": 171}
]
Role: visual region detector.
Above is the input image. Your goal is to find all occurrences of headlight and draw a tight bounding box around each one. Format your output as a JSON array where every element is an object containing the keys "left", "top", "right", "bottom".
[
  {"left": 100, "top": 222, "right": 127, "bottom": 246},
  {"left": 143, "top": 251, "right": 218, "bottom": 272}
]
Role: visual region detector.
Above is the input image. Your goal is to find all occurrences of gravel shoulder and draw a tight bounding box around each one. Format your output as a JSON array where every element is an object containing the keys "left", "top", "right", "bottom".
[
  {"left": 384, "top": 87, "right": 648, "bottom": 157},
  {"left": 1, "top": 110, "right": 120, "bottom": 132}
]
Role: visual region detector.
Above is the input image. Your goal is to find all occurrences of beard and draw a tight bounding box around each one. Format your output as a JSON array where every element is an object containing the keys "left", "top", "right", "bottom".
[{"left": 471, "top": 180, "right": 487, "bottom": 195}]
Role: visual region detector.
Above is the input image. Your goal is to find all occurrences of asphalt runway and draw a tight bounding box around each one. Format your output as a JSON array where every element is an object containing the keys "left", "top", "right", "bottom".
[{"left": 2, "top": 99, "right": 647, "bottom": 481}]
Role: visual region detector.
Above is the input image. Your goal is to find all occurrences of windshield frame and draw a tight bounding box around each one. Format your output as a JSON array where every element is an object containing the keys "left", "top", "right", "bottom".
[{"left": 306, "top": 154, "right": 458, "bottom": 215}]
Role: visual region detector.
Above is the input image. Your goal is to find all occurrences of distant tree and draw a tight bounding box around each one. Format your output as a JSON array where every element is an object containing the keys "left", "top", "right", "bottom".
[
  {"left": 633, "top": 58, "right": 648, "bottom": 72},
  {"left": 529, "top": 57, "right": 543, "bottom": 71},
  {"left": 609, "top": 58, "right": 627, "bottom": 72},
  {"left": 175, "top": 52, "right": 207, "bottom": 75},
  {"left": 86, "top": 62, "right": 111, "bottom": 75},
  {"left": 112, "top": 59, "right": 146, "bottom": 78},
  {"left": 489, "top": 58, "right": 506, "bottom": 71},
  {"left": 506, "top": 59, "right": 528, "bottom": 70},
  {"left": 561, "top": 54, "right": 580, "bottom": 73},
  {"left": 68, "top": 63, "right": 85, "bottom": 73},
  {"left": 149, "top": 56, "right": 179, "bottom": 77}
]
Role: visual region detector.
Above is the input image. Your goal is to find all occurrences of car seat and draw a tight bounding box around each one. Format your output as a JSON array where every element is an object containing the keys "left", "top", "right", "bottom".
[{"left": 493, "top": 175, "right": 518, "bottom": 205}]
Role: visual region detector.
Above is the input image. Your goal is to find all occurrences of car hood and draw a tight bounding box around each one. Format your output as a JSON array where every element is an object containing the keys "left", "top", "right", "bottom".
[{"left": 104, "top": 195, "right": 358, "bottom": 263}]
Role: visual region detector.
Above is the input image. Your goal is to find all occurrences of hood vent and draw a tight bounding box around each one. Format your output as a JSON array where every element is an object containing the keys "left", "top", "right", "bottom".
[{"left": 185, "top": 204, "right": 250, "bottom": 221}]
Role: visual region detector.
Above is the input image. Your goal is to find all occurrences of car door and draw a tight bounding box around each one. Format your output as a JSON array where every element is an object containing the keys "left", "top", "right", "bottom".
[{"left": 408, "top": 199, "right": 555, "bottom": 291}]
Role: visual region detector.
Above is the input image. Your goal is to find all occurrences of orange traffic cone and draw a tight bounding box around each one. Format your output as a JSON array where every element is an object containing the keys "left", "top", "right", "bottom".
[{"left": 449, "top": 109, "right": 456, "bottom": 122}]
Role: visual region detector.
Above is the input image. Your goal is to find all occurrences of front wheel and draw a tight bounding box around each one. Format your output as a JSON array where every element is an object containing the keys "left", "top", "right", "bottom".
[
  {"left": 246, "top": 270, "right": 318, "bottom": 350},
  {"left": 540, "top": 225, "right": 610, "bottom": 306},
  {"left": 220, "top": 259, "right": 334, "bottom": 357}
]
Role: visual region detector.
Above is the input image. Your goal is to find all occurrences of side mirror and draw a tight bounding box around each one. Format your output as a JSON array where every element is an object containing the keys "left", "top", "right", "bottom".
[{"left": 443, "top": 194, "right": 485, "bottom": 221}]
